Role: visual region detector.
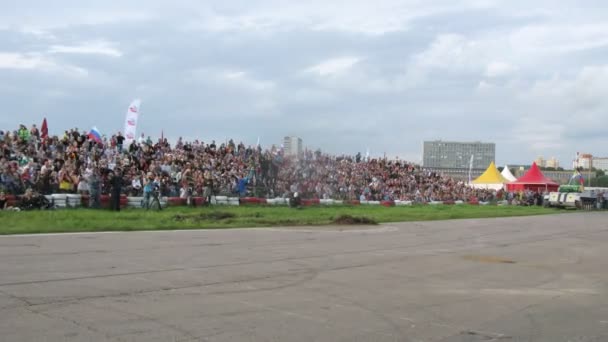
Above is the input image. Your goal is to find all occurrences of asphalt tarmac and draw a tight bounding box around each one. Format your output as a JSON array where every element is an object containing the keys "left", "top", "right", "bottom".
[{"left": 1, "top": 212, "right": 607, "bottom": 341}]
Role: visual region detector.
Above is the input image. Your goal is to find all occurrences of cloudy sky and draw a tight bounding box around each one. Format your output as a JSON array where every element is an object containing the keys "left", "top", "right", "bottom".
[{"left": 1, "top": 0, "right": 607, "bottom": 166}]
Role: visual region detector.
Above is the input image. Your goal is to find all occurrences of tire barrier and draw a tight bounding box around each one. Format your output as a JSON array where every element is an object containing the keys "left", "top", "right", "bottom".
[
  {"left": 240, "top": 197, "right": 262, "bottom": 205},
  {"left": 267, "top": 198, "right": 287, "bottom": 205},
  {"left": 395, "top": 200, "right": 413, "bottom": 206},
  {"left": 213, "top": 196, "right": 228, "bottom": 205},
  {"left": 1, "top": 193, "right": 520, "bottom": 210},
  {"left": 380, "top": 200, "right": 395, "bottom": 207},
  {"left": 66, "top": 194, "right": 82, "bottom": 208},
  {"left": 127, "top": 197, "right": 143, "bottom": 208},
  {"left": 52, "top": 194, "right": 67, "bottom": 208},
  {"left": 168, "top": 197, "right": 187, "bottom": 206},
  {"left": 193, "top": 197, "right": 206, "bottom": 206},
  {"left": 301, "top": 199, "right": 320, "bottom": 206}
]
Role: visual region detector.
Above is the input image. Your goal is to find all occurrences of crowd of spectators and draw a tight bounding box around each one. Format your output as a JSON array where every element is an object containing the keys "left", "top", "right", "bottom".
[{"left": 1, "top": 123, "right": 504, "bottom": 204}]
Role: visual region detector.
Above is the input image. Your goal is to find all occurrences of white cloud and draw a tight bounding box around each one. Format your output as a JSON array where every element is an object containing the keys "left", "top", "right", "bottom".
[
  {"left": 0, "top": 53, "right": 49, "bottom": 70},
  {"left": 49, "top": 41, "right": 122, "bottom": 57},
  {"left": 413, "top": 34, "right": 486, "bottom": 73},
  {"left": 506, "top": 65, "right": 608, "bottom": 154},
  {"left": 182, "top": 0, "right": 496, "bottom": 35},
  {"left": 508, "top": 23, "right": 608, "bottom": 54},
  {"left": 306, "top": 57, "right": 360, "bottom": 76},
  {"left": 218, "top": 70, "right": 275, "bottom": 91},
  {"left": 0, "top": 52, "right": 87, "bottom": 77},
  {"left": 411, "top": 22, "right": 608, "bottom": 81},
  {"left": 189, "top": 67, "right": 275, "bottom": 91},
  {"left": 485, "top": 61, "right": 515, "bottom": 78},
  {"left": 2, "top": 0, "right": 608, "bottom": 165}
]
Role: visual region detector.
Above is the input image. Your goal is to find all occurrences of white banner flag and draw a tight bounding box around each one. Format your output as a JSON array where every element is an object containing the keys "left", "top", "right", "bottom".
[{"left": 123, "top": 99, "right": 141, "bottom": 145}]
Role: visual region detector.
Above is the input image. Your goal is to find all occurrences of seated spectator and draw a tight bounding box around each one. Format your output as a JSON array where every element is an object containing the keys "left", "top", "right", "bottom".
[
  {"left": 18, "top": 189, "right": 51, "bottom": 210},
  {"left": 0, "top": 191, "right": 9, "bottom": 210}
]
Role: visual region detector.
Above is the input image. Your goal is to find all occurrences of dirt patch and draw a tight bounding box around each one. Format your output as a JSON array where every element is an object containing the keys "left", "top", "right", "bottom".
[
  {"left": 173, "top": 212, "right": 236, "bottom": 222},
  {"left": 332, "top": 215, "right": 378, "bottom": 225},
  {"left": 462, "top": 255, "right": 516, "bottom": 264}
]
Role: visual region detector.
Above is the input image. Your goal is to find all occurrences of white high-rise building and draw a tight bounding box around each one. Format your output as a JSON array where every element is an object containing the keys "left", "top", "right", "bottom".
[
  {"left": 283, "top": 136, "right": 303, "bottom": 157},
  {"left": 546, "top": 157, "right": 559, "bottom": 169},
  {"left": 574, "top": 153, "right": 593, "bottom": 169},
  {"left": 592, "top": 157, "right": 608, "bottom": 171},
  {"left": 535, "top": 156, "right": 546, "bottom": 167}
]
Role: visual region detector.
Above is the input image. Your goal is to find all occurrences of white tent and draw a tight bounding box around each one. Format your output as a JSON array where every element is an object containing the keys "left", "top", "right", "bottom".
[{"left": 501, "top": 165, "right": 517, "bottom": 182}]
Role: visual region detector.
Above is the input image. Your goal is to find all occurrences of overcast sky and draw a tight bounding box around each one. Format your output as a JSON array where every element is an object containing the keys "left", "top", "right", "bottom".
[{"left": 1, "top": 0, "right": 607, "bottom": 166}]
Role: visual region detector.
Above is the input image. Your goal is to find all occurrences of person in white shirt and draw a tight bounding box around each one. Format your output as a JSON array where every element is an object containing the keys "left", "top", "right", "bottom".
[{"left": 131, "top": 176, "right": 142, "bottom": 196}]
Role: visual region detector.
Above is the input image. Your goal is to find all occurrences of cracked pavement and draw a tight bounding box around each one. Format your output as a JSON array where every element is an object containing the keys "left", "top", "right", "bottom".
[{"left": 1, "top": 213, "right": 607, "bottom": 341}]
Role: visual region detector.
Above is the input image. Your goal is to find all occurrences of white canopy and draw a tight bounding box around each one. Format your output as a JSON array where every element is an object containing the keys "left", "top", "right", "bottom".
[{"left": 501, "top": 165, "right": 517, "bottom": 182}]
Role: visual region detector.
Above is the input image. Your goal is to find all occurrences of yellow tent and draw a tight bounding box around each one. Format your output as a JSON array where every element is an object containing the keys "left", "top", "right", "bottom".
[{"left": 471, "top": 161, "right": 508, "bottom": 189}]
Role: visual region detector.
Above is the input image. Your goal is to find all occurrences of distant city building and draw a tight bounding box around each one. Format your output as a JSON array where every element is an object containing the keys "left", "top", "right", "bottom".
[
  {"left": 283, "top": 136, "right": 303, "bottom": 157},
  {"left": 546, "top": 157, "right": 560, "bottom": 169},
  {"left": 422, "top": 141, "right": 495, "bottom": 169},
  {"left": 535, "top": 156, "right": 546, "bottom": 168},
  {"left": 592, "top": 157, "right": 608, "bottom": 171},
  {"left": 573, "top": 153, "right": 593, "bottom": 169}
]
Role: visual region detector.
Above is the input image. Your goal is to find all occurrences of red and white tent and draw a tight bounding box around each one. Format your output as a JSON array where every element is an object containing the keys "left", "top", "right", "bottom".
[{"left": 506, "top": 162, "right": 559, "bottom": 192}]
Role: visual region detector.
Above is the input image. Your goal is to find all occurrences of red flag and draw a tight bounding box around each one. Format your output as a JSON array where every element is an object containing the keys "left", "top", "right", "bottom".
[{"left": 41, "top": 118, "right": 48, "bottom": 139}]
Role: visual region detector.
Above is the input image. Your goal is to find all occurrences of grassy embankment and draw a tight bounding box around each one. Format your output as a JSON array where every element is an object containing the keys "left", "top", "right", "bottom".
[{"left": 0, "top": 204, "right": 559, "bottom": 235}]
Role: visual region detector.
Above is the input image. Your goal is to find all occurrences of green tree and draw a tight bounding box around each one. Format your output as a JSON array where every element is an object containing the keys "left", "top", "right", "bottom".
[{"left": 590, "top": 176, "right": 608, "bottom": 187}]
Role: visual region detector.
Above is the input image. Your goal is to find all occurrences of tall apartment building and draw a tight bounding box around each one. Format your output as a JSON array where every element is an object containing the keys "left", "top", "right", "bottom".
[
  {"left": 422, "top": 141, "right": 495, "bottom": 170},
  {"left": 535, "top": 156, "right": 546, "bottom": 168},
  {"left": 592, "top": 157, "right": 608, "bottom": 171},
  {"left": 534, "top": 156, "right": 559, "bottom": 168},
  {"left": 283, "top": 136, "right": 303, "bottom": 157},
  {"left": 546, "top": 157, "right": 560, "bottom": 169},
  {"left": 574, "top": 153, "right": 593, "bottom": 169}
]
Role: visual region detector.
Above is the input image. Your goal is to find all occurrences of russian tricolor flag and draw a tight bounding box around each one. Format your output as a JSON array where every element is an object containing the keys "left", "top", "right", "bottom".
[{"left": 88, "top": 127, "right": 102, "bottom": 144}]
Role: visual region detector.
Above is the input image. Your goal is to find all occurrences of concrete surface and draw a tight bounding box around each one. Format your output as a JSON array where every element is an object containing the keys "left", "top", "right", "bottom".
[{"left": 1, "top": 213, "right": 607, "bottom": 342}]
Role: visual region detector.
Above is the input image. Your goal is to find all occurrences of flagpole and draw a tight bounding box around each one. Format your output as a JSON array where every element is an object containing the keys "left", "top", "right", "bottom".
[{"left": 468, "top": 154, "right": 474, "bottom": 183}]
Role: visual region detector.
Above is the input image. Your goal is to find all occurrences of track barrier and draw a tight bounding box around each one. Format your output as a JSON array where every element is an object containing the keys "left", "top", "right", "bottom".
[{"left": 1, "top": 194, "right": 517, "bottom": 210}]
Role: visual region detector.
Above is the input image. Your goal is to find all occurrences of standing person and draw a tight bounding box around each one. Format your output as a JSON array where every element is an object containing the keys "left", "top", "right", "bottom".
[
  {"left": 142, "top": 172, "right": 155, "bottom": 209},
  {"left": 58, "top": 167, "right": 73, "bottom": 193},
  {"left": 181, "top": 163, "right": 194, "bottom": 206},
  {"left": 109, "top": 168, "right": 123, "bottom": 211},
  {"left": 203, "top": 169, "right": 213, "bottom": 206},
  {"left": 116, "top": 132, "right": 125, "bottom": 153},
  {"left": 89, "top": 167, "right": 101, "bottom": 209}
]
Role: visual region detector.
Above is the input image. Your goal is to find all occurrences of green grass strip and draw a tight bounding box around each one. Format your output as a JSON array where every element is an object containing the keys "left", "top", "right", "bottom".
[{"left": 0, "top": 205, "right": 562, "bottom": 235}]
